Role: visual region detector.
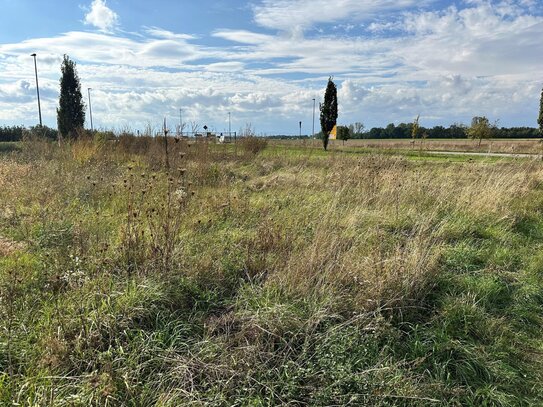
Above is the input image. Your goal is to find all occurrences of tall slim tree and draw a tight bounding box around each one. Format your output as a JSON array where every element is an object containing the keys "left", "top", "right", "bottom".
[
  {"left": 57, "top": 55, "right": 85, "bottom": 138},
  {"left": 320, "top": 77, "right": 338, "bottom": 151},
  {"left": 538, "top": 87, "right": 543, "bottom": 136}
]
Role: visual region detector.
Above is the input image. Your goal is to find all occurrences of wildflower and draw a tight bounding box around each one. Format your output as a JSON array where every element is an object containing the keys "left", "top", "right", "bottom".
[{"left": 174, "top": 188, "right": 187, "bottom": 202}]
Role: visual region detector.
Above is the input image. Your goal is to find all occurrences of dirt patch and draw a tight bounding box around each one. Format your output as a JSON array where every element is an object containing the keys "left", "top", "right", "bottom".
[{"left": 0, "top": 236, "right": 26, "bottom": 256}]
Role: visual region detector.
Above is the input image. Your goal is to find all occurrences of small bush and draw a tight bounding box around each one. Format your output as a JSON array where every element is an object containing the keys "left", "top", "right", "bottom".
[{"left": 241, "top": 136, "right": 268, "bottom": 156}]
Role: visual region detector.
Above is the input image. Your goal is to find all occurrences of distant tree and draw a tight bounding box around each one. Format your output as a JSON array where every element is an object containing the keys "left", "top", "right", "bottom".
[
  {"left": 467, "top": 116, "right": 496, "bottom": 146},
  {"left": 411, "top": 115, "right": 420, "bottom": 149},
  {"left": 0, "top": 126, "right": 25, "bottom": 142},
  {"left": 320, "top": 77, "right": 338, "bottom": 151},
  {"left": 57, "top": 55, "right": 85, "bottom": 138},
  {"left": 337, "top": 126, "right": 350, "bottom": 145},
  {"left": 411, "top": 115, "right": 420, "bottom": 140},
  {"left": 353, "top": 122, "right": 364, "bottom": 137},
  {"left": 190, "top": 121, "right": 200, "bottom": 135},
  {"left": 348, "top": 122, "right": 365, "bottom": 138},
  {"left": 448, "top": 123, "right": 467, "bottom": 139},
  {"left": 369, "top": 127, "right": 383, "bottom": 139},
  {"left": 538, "top": 87, "right": 543, "bottom": 136}
]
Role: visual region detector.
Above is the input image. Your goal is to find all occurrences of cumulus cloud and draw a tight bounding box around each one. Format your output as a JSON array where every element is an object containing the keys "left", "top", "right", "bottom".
[{"left": 84, "top": 0, "right": 119, "bottom": 32}]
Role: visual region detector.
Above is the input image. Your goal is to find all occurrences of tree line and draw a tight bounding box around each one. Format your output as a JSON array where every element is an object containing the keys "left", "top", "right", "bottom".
[
  {"left": 1, "top": 123, "right": 539, "bottom": 143},
  {"left": 0, "top": 125, "right": 58, "bottom": 142},
  {"left": 344, "top": 123, "right": 540, "bottom": 140}
]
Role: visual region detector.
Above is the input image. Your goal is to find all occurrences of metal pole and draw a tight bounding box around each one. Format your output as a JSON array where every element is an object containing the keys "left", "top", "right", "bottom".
[
  {"left": 179, "top": 109, "right": 183, "bottom": 136},
  {"left": 30, "top": 53, "right": 42, "bottom": 126},
  {"left": 312, "top": 98, "right": 315, "bottom": 138},
  {"left": 87, "top": 88, "right": 93, "bottom": 132},
  {"left": 299, "top": 121, "right": 302, "bottom": 137},
  {"left": 228, "top": 112, "right": 231, "bottom": 137}
]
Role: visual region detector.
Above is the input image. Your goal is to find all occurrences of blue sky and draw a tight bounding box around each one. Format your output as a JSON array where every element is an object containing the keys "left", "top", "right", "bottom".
[{"left": 0, "top": 0, "right": 542, "bottom": 134}]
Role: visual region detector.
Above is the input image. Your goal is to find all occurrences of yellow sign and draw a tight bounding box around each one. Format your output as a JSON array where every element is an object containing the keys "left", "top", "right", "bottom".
[{"left": 329, "top": 125, "right": 337, "bottom": 140}]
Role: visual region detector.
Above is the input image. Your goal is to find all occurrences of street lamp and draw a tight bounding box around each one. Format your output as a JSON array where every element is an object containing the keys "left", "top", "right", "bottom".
[
  {"left": 30, "top": 53, "right": 42, "bottom": 126},
  {"left": 312, "top": 98, "right": 316, "bottom": 138},
  {"left": 87, "top": 88, "right": 94, "bottom": 132}
]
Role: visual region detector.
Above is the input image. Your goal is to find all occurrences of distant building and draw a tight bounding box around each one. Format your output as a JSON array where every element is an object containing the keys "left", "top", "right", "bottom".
[{"left": 329, "top": 125, "right": 337, "bottom": 140}]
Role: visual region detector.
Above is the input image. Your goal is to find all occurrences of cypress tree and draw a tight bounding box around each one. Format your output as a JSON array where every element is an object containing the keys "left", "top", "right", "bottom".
[
  {"left": 538, "top": 87, "right": 543, "bottom": 136},
  {"left": 320, "top": 77, "right": 338, "bottom": 151},
  {"left": 57, "top": 55, "right": 85, "bottom": 138}
]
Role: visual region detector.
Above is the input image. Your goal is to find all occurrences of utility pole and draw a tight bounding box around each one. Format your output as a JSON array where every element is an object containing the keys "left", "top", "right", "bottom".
[
  {"left": 163, "top": 117, "right": 169, "bottom": 170},
  {"left": 179, "top": 109, "right": 183, "bottom": 136},
  {"left": 87, "top": 88, "right": 94, "bottom": 132},
  {"left": 299, "top": 121, "right": 302, "bottom": 137},
  {"left": 30, "top": 53, "right": 42, "bottom": 126}
]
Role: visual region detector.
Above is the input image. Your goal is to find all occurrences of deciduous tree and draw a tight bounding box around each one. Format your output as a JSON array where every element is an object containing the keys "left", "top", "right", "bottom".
[
  {"left": 467, "top": 116, "right": 496, "bottom": 147},
  {"left": 337, "top": 126, "right": 350, "bottom": 145}
]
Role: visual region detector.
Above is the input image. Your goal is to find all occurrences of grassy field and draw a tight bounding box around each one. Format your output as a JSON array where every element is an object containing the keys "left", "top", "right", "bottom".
[
  {"left": 273, "top": 138, "right": 543, "bottom": 155},
  {"left": 0, "top": 142, "right": 21, "bottom": 154},
  {"left": 1, "top": 136, "right": 543, "bottom": 405}
]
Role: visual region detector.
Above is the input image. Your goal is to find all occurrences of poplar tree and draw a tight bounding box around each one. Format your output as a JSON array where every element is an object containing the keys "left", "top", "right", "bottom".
[
  {"left": 538, "top": 87, "right": 543, "bottom": 136},
  {"left": 57, "top": 55, "right": 85, "bottom": 138},
  {"left": 320, "top": 77, "right": 338, "bottom": 151}
]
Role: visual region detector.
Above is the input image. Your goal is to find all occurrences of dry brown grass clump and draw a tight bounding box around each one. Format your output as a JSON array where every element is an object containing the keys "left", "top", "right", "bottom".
[
  {"left": 0, "top": 236, "right": 26, "bottom": 256},
  {"left": 240, "top": 136, "right": 268, "bottom": 156}
]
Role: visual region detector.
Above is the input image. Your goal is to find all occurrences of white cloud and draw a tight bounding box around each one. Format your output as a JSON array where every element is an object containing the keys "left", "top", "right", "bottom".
[
  {"left": 84, "top": 0, "right": 119, "bottom": 33},
  {"left": 0, "top": 31, "right": 208, "bottom": 68},
  {"left": 252, "top": 0, "right": 430, "bottom": 31}
]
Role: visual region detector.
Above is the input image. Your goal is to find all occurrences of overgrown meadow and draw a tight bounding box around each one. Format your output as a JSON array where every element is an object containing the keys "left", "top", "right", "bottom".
[{"left": 1, "top": 136, "right": 543, "bottom": 406}]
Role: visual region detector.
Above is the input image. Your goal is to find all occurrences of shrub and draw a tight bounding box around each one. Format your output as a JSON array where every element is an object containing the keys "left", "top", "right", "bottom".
[{"left": 241, "top": 136, "right": 268, "bottom": 155}]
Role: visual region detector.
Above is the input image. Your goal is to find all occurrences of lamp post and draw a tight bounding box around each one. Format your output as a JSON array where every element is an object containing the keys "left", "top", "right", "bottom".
[
  {"left": 87, "top": 88, "right": 94, "bottom": 132},
  {"left": 312, "top": 98, "right": 315, "bottom": 139},
  {"left": 30, "top": 53, "right": 42, "bottom": 126}
]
